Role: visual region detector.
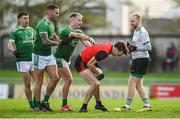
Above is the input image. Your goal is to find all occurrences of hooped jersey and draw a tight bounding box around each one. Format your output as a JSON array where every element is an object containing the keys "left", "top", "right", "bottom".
[{"left": 80, "top": 42, "right": 113, "bottom": 63}]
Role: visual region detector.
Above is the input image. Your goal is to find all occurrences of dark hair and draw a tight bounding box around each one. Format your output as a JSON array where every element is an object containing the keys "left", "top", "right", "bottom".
[
  {"left": 47, "top": 4, "right": 59, "bottom": 10},
  {"left": 69, "top": 12, "right": 83, "bottom": 18},
  {"left": 17, "top": 12, "right": 28, "bottom": 19},
  {"left": 114, "top": 41, "right": 127, "bottom": 55}
]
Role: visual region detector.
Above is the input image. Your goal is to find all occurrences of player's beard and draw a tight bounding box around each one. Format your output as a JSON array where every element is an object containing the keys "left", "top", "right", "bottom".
[{"left": 131, "top": 24, "right": 137, "bottom": 30}]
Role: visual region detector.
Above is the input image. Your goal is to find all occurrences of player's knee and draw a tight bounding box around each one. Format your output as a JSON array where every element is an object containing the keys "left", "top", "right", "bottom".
[
  {"left": 24, "top": 83, "right": 31, "bottom": 89},
  {"left": 66, "top": 78, "right": 72, "bottom": 84}
]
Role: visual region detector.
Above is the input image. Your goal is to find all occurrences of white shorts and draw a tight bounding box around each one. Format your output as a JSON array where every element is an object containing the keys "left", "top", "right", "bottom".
[
  {"left": 32, "top": 53, "right": 56, "bottom": 69},
  {"left": 56, "top": 58, "right": 71, "bottom": 68},
  {"left": 16, "top": 61, "right": 34, "bottom": 72}
]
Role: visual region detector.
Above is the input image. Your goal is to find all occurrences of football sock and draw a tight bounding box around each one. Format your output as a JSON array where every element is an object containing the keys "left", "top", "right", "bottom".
[
  {"left": 42, "top": 95, "right": 50, "bottom": 103},
  {"left": 36, "top": 101, "right": 41, "bottom": 108},
  {"left": 62, "top": 99, "right": 67, "bottom": 106},
  {"left": 96, "top": 101, "right": 102, "bottom": 106},
  {"left": 33, "top": 96, "right": 37, "bottom": 108},
  {"left": 81, "top": 103, "right": 87, "bottom": 109},
  {"left": 29, "top": 100, "right": 34, "bottom": 108},
  {"left": 143, "top": 98, "right": 150, "bottom": 107},
  {"left": 125, "top": 99, "right": 132, "bottom": 108}
]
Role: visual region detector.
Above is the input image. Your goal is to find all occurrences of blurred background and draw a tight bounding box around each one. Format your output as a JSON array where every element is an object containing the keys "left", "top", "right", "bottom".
[{"left": 0, "top": 0, "right": 179, "bottom": 100}]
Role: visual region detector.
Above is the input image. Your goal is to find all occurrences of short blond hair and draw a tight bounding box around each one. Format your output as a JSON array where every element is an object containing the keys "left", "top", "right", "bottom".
[
  {"left": 130, "top": 12, "right": 142, "bottom": 22},
  {"left": 69, "top": 12, "right": 83, "bottom": 18}
]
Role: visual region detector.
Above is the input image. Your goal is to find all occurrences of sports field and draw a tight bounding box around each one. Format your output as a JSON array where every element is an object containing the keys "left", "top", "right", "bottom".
[
  {"left": 0, "top": 99, "right": 180, "bottom": 118},
  {"left": 0, "top": 70, "right": 180, "bottom": 118}
]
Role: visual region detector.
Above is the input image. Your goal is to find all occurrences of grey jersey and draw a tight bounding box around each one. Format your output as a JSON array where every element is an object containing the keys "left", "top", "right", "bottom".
[{"left": 131, "top": 26, "right": 152, "bottom": 59}]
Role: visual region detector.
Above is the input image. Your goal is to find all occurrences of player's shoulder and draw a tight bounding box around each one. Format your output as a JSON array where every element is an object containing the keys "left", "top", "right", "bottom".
[
  {"left": 76, "top": 29, "right": 83, "bottom": 33},
  {"left": 140, "top": 26, "right": 148, "bottom": 34},
  {"left": 10, "top": 27, "right": 20, "bottom": 33},
  {"left": 27, "top": 26, "right": 35, "bottom": 31},
  {"left": 61, "top": 26, "right": 70, "bottom": 31},
  {"left": 37, "top": 18, "right": 49, "bottom": 26}
]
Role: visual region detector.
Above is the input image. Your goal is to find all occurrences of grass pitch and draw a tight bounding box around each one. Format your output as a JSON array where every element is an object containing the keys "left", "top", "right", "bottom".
[{"left": 0, "top": 99, "right": 180, "bottom": 118}]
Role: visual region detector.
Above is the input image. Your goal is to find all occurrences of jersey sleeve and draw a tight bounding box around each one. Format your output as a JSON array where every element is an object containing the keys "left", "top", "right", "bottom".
[
  {"left": 140, "top": 32, "right": 150, "bottom": 45},
  {"left": 9, "top": 30, "right": 16, "bottom": 42},
  {"left": 61, "top": 28, "right": 72, "bottom": 37},
  {"left": 95, "top": 51, "right": 109, "bottom": 62},
  {"left": 38, "top": 22, "right": 48, "bottom": 33}
]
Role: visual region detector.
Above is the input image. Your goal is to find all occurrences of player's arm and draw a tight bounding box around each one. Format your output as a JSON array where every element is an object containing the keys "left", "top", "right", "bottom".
[
  {"left": 127, "top": 34, "right": 151, "bottom": 52},
  {"left": 87, "top": 51, "right": 108, "bottom": 79},
  {"left": 137, "top": 33, "right": 152, "bottom": 51},
  {"left": 70, "top": 32, "right": 90, "bottom": 40},
  {"left": 81, "top": 37, "right": 96, "bottom": 47},
  {"left": 7, "top": 40, "right": 16, "bottom": 53},
  {"left": 7, "top": 40, "right": 21, "bottom": 57},
  {"left": 53, "top": 33, "right": 61, "bottom": 42},
  {"left": 81, "top": 40, "right": 92, "bottom": 47},
  {"left": 39, "top": 32, "right": 59, "bottom": 46}
]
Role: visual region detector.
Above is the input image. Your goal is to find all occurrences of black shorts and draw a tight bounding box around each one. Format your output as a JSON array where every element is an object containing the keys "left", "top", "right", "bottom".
[
  {"left": 74, "top": 55, "right": 102, "bottom": 73},
  {"left": 75, "top": 55, "right": 88, "bottom": 73},
  {"left": 130, "top": 58, "right": 149, "bottom": 78}
]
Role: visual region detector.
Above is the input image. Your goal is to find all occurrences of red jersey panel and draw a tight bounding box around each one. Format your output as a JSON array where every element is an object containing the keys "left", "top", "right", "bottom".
[{"left": 80, "top": 42, "right": 113, "bottom": 63}]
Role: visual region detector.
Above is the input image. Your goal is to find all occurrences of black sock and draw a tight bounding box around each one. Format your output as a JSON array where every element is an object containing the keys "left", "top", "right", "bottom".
[
  {"left": 96, "top": 101, "right": 102, "bottom": 106},
  {"left": 81, "top": 103, "right": 87, "bottom": 109}
]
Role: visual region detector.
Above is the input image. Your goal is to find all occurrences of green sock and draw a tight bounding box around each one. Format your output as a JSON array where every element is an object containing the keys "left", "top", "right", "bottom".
[
  {"left": 42, "top": 95, "right": 50, "bottom": 103},
  {"left": 29, "top": 101, "right": 34, "bottom": 108},
  {"left": 62, "top": 99, "right": 67, "bottom": 106},
  {"left": 33, "top": 96, "right": 37, "bottom": 108},
  {"left": 36, "top": 101, "right": 41, "bottom": 108}
]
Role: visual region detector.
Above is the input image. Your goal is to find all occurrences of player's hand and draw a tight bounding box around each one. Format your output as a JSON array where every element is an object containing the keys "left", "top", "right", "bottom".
[
  {"left": 54, "top": 41, "right": 60, "bottom": 46},
  {"left": 13, "top": 50, "right": 21, "bottom": 58},
  {"left": 89, "top": 37, "right": 96, "bottom": 44},
  {"left": 97, "top": 73, "right": 104, "bottom": 81},
  {"left": 127, "top": 42, "right": 137, "bottom": 53}
]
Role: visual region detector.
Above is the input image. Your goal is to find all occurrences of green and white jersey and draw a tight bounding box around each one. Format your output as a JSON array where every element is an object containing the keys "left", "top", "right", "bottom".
[
  {"left": 33, "top": 18, "right": 55, "bottom": 56},
  {"left": 131, "top": 26, "right": 151, "bottom": 59},
  {"left": 55, "top": 26, "right": 83, "bottom": 62},
  {"left": 9, "top": 26, "right": 35, "bottom": 61}
]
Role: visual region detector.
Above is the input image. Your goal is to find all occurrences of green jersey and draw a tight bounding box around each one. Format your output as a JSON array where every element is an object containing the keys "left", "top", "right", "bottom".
[
  {"left": 33, "top": 18, "right": 55, "bottom": 56},
  {"left": 9, "top": 26, "right": 35, "bottom": 61},
  {"left": 55, "top": 26, "right": 83, "bottom": 62}
]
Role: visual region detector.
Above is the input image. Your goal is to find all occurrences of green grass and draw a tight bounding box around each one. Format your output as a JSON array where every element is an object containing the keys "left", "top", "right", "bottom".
[
  {"left": 0, "top": 70, "right": 180, "bottom": 85},
  {"left": 1, "top": 70, "right": 180, "bottom": 78},
  {"left": 0, "top": 99, "right": 180, "bottom": 118}
]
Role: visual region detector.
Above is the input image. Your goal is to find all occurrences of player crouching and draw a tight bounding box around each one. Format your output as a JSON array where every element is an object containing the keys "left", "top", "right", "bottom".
[{"left": 74, "top": 41, "right": 128, "bottom": 112}]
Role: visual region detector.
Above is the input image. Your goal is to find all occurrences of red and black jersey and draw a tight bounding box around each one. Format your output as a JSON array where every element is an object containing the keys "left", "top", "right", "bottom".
[{"left": 80, "top": 42, "right": 113, "bottom": 63}]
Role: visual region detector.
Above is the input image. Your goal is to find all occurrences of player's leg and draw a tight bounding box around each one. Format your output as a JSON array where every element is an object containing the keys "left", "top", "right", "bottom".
[
  {"left": 32, "top": 53, "right": 46, "bottom": 110},
  {"left": 41, "top": 54, "right": 59, "bottom": 111},
  {"left": 135, "top": 58, "right": 151, "bottom": 112},
  {"left": 79, "top": 69, "right": 99, "bottom": 112},
  {"left": 40, "top": 65, "right": 59, "bottom": 111},
  {"left": 56, "top": 58, "right": 73, "bottom": 111},
  {"left": 123, "top": 76, "right": 139, "bottom": 110},
  {"left": 16, "top": 61, "right": 34, "bottom": 109},
  {"left": 33, "top": 69, "right": 44, "bottom": 109},
  {"left": 93, "top": 67, "right": 108, "bottom": 111},
  {"left": 58, "top": 67, "right": 73, "bottom": 111},
  {"left": 94, "top": 85, "right": 108, "bottom": 111},
  {"left": 136, "top": 79, "right": 151, "bottom": 109},
  {"left": 120, "top": 59, "right": 139, "bottom": 111},
  {"left": 21, "top": 72, "right": 34, "bottom": 108}
]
